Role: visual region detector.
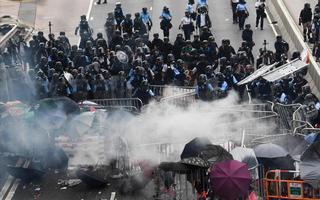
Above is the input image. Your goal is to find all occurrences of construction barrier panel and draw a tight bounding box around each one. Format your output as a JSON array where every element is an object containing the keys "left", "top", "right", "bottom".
[{"left": 265, "top": 170, "right": 320, "bottom": 200}]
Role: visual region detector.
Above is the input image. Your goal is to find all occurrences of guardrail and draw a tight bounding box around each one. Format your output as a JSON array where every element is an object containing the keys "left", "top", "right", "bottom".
[{"left": 267, "top": 0, "right": 320, "bottom": 97}]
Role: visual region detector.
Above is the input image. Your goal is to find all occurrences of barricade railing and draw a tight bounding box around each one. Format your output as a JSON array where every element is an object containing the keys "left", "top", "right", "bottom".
[
  {"left": 265, "top": 170, "right": 320, "bottom": 200},
  {"left": 272, "top": 103, "right": 302, "bottom": 131},
  {"left": 149, "top": 85, "right": 196, "bottom": 98},
  {"left": 249, "top": 133, "right": 304, "bottom": 147},
  {"left": 159, "top": 91, "right": 196, "bottom": 107},
  {"left": 79, "top": 98, "right": 143, "bottom": 111}
]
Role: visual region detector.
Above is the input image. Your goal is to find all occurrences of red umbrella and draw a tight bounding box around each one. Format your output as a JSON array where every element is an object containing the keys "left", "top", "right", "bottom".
[{"left": 210, "top": 160, "right": 251, "bottom": 200}]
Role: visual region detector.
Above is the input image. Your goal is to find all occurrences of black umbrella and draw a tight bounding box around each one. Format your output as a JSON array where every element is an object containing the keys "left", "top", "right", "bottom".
[
  {"left": 272, "top": 135, "right": 308, "bottom": 157},
  {"left": 199, "top": 144, "right": 233, "bottom": 165},
  {"left": 33, "top": 97, "right": 80, "bottom": 130},
  {"left": 180, "top": 157, "right": 211, "bottom": 168},
  {"left": 180, "top": 137, "right": 212, "bottom": 159},
  {"left": 34, "top": 97, "right": 80, "bottom": 115},
  {"left": 254, "top": 143, "right": 289, "bottom": 158},
  {"left": 300, "top": 141, "right": 320, "bottom": 188},
  {"left": 254, "top": 143, "right": 295, "bottom": 170},
  {"left": 181, "top": 137, "right": 233, "bottom": 164},
  {"left": 7, "top": 161, "right": 45, "bottom": 181},
  {"left": 159, "top": 162, "right": 190, "bottom": 173}
]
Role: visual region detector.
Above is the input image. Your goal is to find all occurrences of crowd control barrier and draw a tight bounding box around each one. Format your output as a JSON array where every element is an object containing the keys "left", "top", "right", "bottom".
[{"left": 265, "top": 170, "right": 320, "bottom": 200}]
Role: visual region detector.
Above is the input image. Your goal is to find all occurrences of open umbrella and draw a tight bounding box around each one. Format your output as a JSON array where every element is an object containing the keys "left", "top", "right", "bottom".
[
  {"left": 300, "top": 141, "right": 320, "bottom": 188},
  {"left": 210, "top": 160, "right": 251, "bottom": 200},
  {"left": 159, "top": 162, "right": 190, "bottom": 173},
  {"left": 273, "top": 135, "right": 308, "bottom": 157},
  {"left": 254, "top": 143, "right": 288, "bottom": 158},
  {"left": 254, "top": 143, "right": 295, "bottom": 170},
  {"left": 180, "top": 137, "right": 211, "bottom": 159},
  {"left": 181, "top": 138, "right": 233, "bottom": 165},
  {"left": 231, "top": 147, "right": 258, "bottom": 169},
  {"left": 67, "top": 111, "right": 95, "bottom": 137},
  {"left": 180, "top": 157, "right": 211, "bottom": 168}
]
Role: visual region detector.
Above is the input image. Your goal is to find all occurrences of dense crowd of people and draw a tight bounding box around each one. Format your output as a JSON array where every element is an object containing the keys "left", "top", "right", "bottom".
[{"left": 0, "top": 0, "right": 319, "bottom": 119}]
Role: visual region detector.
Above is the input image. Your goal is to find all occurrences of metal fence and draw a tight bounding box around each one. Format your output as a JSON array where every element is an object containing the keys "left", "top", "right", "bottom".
[
  {"left": 79, "top": 98, "right": 143, "bottom": 112},
  {"left": 149, "top": 85, "right": 196, "bottom": 98}
]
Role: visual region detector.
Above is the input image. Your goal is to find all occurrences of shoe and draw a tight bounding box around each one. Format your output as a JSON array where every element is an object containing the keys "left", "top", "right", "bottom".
[
  {"left": 255, "top": 27, "right": 258, "bottom": 30},
  {"left": 261, "top": 28, "right": 263, "bottom": 30},
  {"left": 103, "top": 1, "right": 107, "bottom": 3},
  {"left": 97, "top": 1, "right": 101, "bottom": 4}
]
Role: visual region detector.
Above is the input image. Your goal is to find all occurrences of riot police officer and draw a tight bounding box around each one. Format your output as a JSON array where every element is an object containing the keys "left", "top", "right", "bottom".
[
  {"left": 196, "top": 74, "right": 214, "bottom": 101},
  {"left": 75, "top": 15, "right": 92, "bottom": 38},
  {"left": 274, "top": 35, "right": 289, "bottom": 61},
  {"left": 114, "top": 2, "right": 125, "bottom": 32},
  {"left": 105, "top": 12, "right": 115, "bottom": 45}
]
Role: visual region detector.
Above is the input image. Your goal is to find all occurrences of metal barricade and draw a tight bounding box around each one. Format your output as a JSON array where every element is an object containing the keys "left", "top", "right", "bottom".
[
  {"left": 265, "top": 170, "right": 320, "bottom": 200},
  {"left": 80, "top": 98, "right": 143, "bottom": 112},
  {"left": 149, "top": 85, "right": 196, "bottom": 98},
  {"left": 272, "top": 103, "right": 302, "bottom": 131},
  {"left": 159, "top": 91, "right": 196, "bottom": 107}
]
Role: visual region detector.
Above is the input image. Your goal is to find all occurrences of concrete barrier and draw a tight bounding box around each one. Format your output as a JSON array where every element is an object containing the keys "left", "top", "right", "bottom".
[{"left": 267, "top": 0, "right": 320, "bottom": 97}]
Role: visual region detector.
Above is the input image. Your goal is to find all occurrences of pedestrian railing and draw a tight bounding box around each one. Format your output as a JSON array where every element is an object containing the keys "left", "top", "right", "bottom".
[{"left": 265, "top": 170, "right": 320, "bottom": 200}]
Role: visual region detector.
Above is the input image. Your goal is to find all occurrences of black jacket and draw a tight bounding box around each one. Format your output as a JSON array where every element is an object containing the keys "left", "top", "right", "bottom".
[
  {"left": 299, "top": 8, "right": 312, "bottom": 23},
  {"left": 196, "top": 13, "right": 212, "bottom": 28}
]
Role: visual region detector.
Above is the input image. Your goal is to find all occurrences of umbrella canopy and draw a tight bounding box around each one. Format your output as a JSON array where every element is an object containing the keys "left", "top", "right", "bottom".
[
  {"left": 159, "top": 162, "right": 190, "bottom": 173},
  {"left": 210, "top": 160, "right": 251, "bottom": 200},
  {"left": 258, "top": 156, "right": 295, "bottom": 170},
  {"left": 180, "top": 137, "right": 211, "bottom": 159},
  {"left": 34, "top": 97, "right": 80, "bottom": 130},
  {"left": 254, "top": 143, "right": 295, "bottom": 170},
  {"left": 67, "top": 111, "right": 95, "bottom": 137},
  {"left": 181, "top": 138, "right": 233, "bottom": 166},
  {"left": 254, "top": 143, "right": 289, "bottom": 158},
  {"left": 300, "top": 141, "right": 320, "bottom": 187},
  {"left": 180, "top": 157, "right": 211, "bottom": 168},
  {"left": 272, "top": 135, "right": 308, "bottom": 157},
  {"left": 34, "top": 97, "right": 80, "bottom": 116},
  {"left": 199, "top": 144, "right": 233, "bottom": 165},
  {"left": 231, "top": 147, "right": 258, "bottom": 169}
]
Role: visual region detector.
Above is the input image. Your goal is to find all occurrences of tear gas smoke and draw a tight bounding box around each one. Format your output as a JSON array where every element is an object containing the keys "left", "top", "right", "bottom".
[{"left": 67, "top": 91, "right": 277, "bottom": 166}]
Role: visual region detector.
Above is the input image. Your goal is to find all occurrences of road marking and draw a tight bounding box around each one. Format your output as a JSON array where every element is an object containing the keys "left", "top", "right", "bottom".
[
  {"left": 0, "top": 176, "right": 14, "bottom": 199},
  {"left": 266, "top": 9, "right": 278, "bottom": 36},
  {"left": 4, "top": 179, "right": 20, "bottom": 200}
]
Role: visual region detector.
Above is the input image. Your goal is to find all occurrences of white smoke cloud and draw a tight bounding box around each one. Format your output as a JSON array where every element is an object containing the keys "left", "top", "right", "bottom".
[{"left": 64, "top": 91, "right": 277, "bottom": 166}]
